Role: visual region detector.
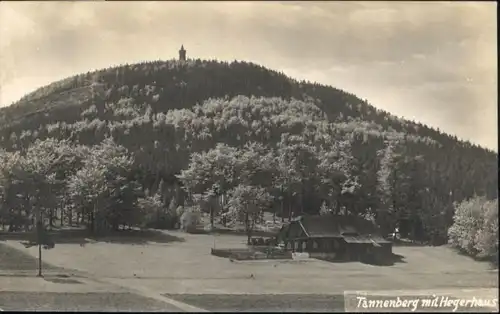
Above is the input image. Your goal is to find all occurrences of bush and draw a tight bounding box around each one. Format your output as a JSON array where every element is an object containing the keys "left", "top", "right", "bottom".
[
  {"left": 179, "top": 206, "right": 201, "bottom": 232},
  {"left": 448, "top": 196, "right": 498, "bottom": 264},
  {"left": 474, "top": 200, "right": 498, "bottom": 261}
]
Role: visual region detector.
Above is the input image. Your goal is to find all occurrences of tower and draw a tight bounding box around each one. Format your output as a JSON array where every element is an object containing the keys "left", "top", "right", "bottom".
[{"left": 179, "top": 45, "right": 186, "bottom": 61}]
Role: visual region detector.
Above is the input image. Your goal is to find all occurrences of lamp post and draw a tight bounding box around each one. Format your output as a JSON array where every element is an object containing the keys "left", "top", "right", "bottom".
[
  {"left": 37, "top": 227, "right": 42, "bottom": 277},
  {"left": 35, "top": 200, "right": 43, "bottom": 277}
]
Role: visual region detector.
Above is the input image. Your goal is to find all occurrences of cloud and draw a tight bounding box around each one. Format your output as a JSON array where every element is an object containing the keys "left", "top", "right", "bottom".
[{"left": 0, "top": 1, "right": 496, "bottom": 150}]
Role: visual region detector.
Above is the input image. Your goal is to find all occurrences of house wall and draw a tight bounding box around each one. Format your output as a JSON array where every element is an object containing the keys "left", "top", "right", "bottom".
[
  {"left": 310, "top": 238, "right": 346, "bottom": 260},
  {"left": 284, "top": 239, "right": 308, "bottom": 252},
  {"left": 285, "top": 237, "right": 345, "bottom": 255},
  {"left": 280, "top": 233, "right": 393, "bottom": 261},
  {"left": 346, "top": 243, "right": 372, "bottom": 260},
  {"left": 308, "top": 239, "right": 392, "bottom": 262}
]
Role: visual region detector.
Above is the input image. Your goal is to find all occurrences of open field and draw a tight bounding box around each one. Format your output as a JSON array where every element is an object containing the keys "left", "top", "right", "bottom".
[
  {"left": 3, "top": 231, "right": 497, "bottom": 292},
  {"left": 1, "top": 230, "right": 498, "bottom": 311},
  {"left": 162, "top": 294, "right": 344, "bottom": 312},
  {"left": 0, "top": 292, "right": 183, "bottom": 312}
]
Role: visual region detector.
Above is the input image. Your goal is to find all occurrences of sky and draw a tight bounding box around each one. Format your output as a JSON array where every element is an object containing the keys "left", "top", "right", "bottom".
[{"left": 0, "top": 1, "right": 497, "bottom": 151}]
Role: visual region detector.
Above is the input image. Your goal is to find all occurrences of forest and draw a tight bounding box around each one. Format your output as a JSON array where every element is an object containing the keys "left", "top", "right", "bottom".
[{"left": 0, "top": 59, "right": 497, "bottom": 254}]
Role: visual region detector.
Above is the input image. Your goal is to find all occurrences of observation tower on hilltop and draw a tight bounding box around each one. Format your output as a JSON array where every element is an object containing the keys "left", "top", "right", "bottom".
[{"left": 179, "top": 45, "right": 186, "bottom": 61}]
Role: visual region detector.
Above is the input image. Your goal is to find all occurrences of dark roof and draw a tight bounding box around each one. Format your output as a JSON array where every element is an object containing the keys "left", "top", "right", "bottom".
[
  {"left": 277, "top": 215, "right": 391, "bottom": 245},
  {"left": 298, "top": 214, "right": 378, "bottom": 238}
]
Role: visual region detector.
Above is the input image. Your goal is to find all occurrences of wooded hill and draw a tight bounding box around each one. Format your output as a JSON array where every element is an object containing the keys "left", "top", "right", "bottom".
[{"left": 0, "top": 59, "right": 497, "bottom": 245}]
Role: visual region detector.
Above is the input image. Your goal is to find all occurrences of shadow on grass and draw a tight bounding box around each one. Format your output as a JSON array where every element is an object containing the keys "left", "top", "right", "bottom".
[
  {"left": 363, "top": 253, "right": 407, "bottom": 266},
  {"left": 453, "top": 247, "right": 499, "bottom": 270},
  {"left": 313, "top": 256, "right": 354, "bottom": 264},
  {"left": 211, "top": 247, "right": 293, "bottom": 261},
  {"left": 86, "top": 229, "right": 185, "bottom": 245},
  {"left": 191, "top": 227, "right": 278, "bottom": 238},
  {"left": 391, "top": 239, "right": 429, "bottom": 247},
  {"left": 0, "top": 242, "right": 61, "bottom": 271},
  {"left": 314, "top": 252, "right": 406, "bottom": 267},
  {"left": 1, "top": 228, "right": 185, "bottom": 246},
  {"left": 44, "top": 277, "right": 83, "bottom": 284}
]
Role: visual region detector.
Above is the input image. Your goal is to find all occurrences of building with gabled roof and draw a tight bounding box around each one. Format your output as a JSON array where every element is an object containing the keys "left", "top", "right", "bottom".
[{"left": 276, "top": 214, "right": 393, "bottom": 262}]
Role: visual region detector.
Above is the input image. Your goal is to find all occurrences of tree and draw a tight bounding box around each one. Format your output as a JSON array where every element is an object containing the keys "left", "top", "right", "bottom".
[
  {"left": 375, "top": 139, "right": 417, "bottom": 235},
  {"left": 0, "top": 141, "right": 67, "bottom": 277},
  {"left": 227, "top": 184, "right": 272, "bottom": 244},
  {"left": 236, "top": 142, "right": 275, "bottom": 188},
  {"left": 317, "top": 139, "right": 358, "bottom": 215},
  {"left": 137, "top": 192, "right": 163, "bottom": 228},
  {"left": 191, "top": 190, "right": 220, "bottom": 230},
  {"left": 177, "top": 144, "right": 239, "bottom": 228},
  {"left": 67, "top": 161, "right": 107, "bottom": 232},
  {"left": 68, "top": 138, "right": 139, "bottom": 233},
  {"left": 0, "top": 150, "right": 16, "bottom": 230},
  {"left": 24, "top": 139, "right": 86, "bottom": 228},
  {"left": 274, "top": 136, "right": 307, "bottom": 221}
]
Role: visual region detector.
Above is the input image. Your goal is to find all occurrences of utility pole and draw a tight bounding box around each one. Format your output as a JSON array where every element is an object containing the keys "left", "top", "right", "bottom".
[
  {"left": 36, "top": 202, "right": 43, "bottom": 277},
  {"left": 35, "top": 175, "right": 44, "bottom": 277},
  {"left": 38, "top": 233, "right": 42, "bottom": 277}
]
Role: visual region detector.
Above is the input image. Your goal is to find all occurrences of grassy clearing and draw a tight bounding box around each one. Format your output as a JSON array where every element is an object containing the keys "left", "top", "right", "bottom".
[{"left": 3, "top": 230, "right": 497, "bottom": 295}]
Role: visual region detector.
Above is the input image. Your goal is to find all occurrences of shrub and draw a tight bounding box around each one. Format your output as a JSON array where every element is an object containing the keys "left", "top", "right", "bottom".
[
  {"left": 474, "top": 199, "right": 498, "bottom": 262},
  {"left": 448, "top": 196, "right": 498, "bottom": 264},
  {"left": 179, "top": 206, "right": 201, "bottom": 232}
]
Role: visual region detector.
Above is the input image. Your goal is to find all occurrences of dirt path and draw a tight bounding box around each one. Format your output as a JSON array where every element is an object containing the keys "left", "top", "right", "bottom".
[{"left": 86, "top": 276, "right": 208, "bottom": 312}]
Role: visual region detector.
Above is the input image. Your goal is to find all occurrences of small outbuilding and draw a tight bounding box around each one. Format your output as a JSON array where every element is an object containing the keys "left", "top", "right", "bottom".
[{"left": 275, "top": 214, "right": 392, "bottom": 263}]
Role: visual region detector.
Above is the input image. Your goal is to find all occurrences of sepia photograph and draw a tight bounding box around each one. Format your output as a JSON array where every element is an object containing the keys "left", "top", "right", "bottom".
[{"left": 0, "top": 1, "right": 498, "bottom": 312}]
